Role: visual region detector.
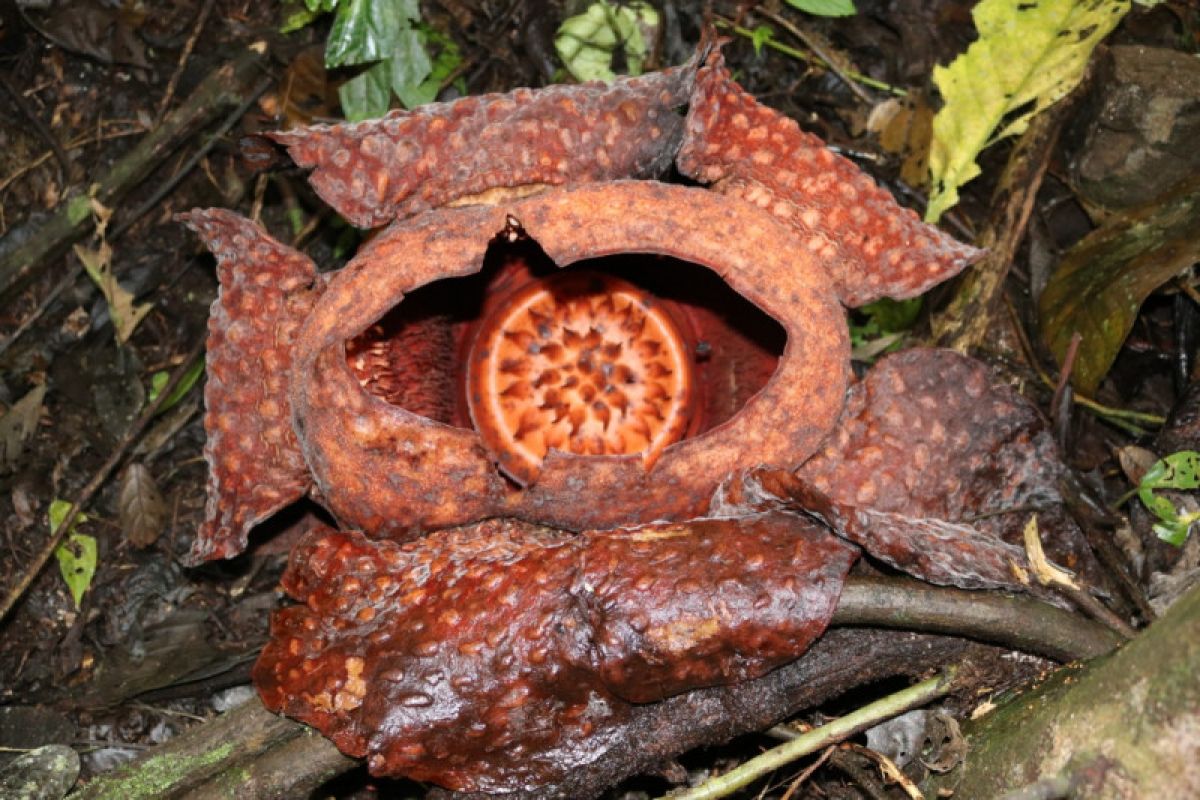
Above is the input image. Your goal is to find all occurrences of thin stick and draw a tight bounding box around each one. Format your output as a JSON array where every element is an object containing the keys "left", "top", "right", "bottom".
[
  {"left": 0, "top": 79, "right": 269, "bottom": 358},
  {"left": 0, "top": 272, "right": 72, "bottom": 359},
  {"left": 156, "top": 0, "right": 217, "bottom": 124},
  {"left": 660, "top": 667, "right": 957, "bottom": 800},
  {"left": 0, "top": 337, "right": 206, "bottom": 624},
  {"left": 1050, "top": 331, "right": 1081, "bottom": 425},
  {"left": 115, "top": 77, "right": 272, "bottom": 239},
  {"left": 1003, "top": 296, "right": 1164, "bottom": 433},
  {"left": 0, "top": 126, "right": 143, "bottom": 194},
  {"left": 753, "top": 7, "right": 875, "bottom": 105},
  {"left": 779, "top": 745, "right": 834, "bottom": 800},
  {"left": 714, "top": 19, "right": 906, "bottom": 97},
  {"left": 0, "top": 42, "right": 269, "bottom": 299},
  {"left": 0, "top": 72, "right": 74, "bottom": 180}
]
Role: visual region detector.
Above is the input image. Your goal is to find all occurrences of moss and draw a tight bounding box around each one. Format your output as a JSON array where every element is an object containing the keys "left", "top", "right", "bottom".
[
  {"left": 926, "top": 585, "right": 1200, "bottom": 798},
  {"left": 72, "top": 742, "right": 236, "bottom": 799}
]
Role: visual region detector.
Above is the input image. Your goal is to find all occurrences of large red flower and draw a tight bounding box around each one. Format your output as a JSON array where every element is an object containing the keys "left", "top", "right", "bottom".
[{"left": 181, "top": 40, "right": 1097, "bottom": 793}]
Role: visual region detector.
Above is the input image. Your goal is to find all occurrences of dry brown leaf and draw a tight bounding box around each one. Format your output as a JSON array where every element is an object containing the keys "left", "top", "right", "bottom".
[
  {"left": 118, "top": 463, "right": 168, "bottom": 548},
  {"left": 0, "top": 385, "right": 47, "bottom": 473}
]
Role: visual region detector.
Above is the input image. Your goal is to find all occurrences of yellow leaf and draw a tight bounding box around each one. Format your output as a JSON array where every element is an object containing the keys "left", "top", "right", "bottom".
[{"left": 926, "top": 0, "right": 1129, "bottom": 222}]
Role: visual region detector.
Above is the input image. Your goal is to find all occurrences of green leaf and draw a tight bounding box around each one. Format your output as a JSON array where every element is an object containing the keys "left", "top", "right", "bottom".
[
  {"left": 281, "top": 1, "right": 322, "bottom": 33},
  {"left": 1140, "top": 451, "right": 1200, "bottom": 493},
  {"left": 388, "top": 27, "right": 434, "bottom": 106},
  {"left": 926, "top": 0, "right": 1130, "bottom": 222},
  {"left": 50, "top": 499, "right": 95, "bottom": 609},
  {"left": 149, "top": 371, "right": 169, "bottom": 402},
  {"left": 147, "top": 359, "right": 205, "bottom": 415},
  {"left": 1137, "top": 451, "right": 1200, "bottom": 547},
  {"left": 282, "top": 0, "right": 342, "bottom": 33},
  {"left": 326, "top": 0, "right": 420, "bottom": 68},
  {"left": 555, "top": 1, "right": 659, "bottom": 83},
  {"left": 784, "top": 0, "right": 857, "bottom": 16},
  {"left": 750, "top": 25, "right": 774, "bottom": 57},
  {"left": 1038, "top": 177, "right": 1200, "bottom": 395},
  {"left": 339, "top": 59, "right": 392, "bottom": 120},
  {"left": 849, "top": 297, "right": 922, "bottom": 357},
  {"left": 1154, "top": 517, "right": 1196, "bottom": 547}
]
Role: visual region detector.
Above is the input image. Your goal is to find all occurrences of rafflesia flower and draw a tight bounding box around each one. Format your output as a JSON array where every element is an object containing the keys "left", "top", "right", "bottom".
[{"left": 181, "top": 40, "right": 1099, "bottom": 795}]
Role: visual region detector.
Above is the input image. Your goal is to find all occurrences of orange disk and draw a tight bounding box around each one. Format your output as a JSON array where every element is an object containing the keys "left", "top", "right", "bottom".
[{"left": 466, "top": 271, "right": 694, "bottom": 485}]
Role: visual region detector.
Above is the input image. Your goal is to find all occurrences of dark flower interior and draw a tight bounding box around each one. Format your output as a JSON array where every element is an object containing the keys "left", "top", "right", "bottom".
[{"left": 346, "top": 234, "right": 785, "bottom": 486}]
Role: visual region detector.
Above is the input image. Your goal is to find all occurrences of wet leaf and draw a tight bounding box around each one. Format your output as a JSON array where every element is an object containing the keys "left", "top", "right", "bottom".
[
  {"left": 394, "top": 26, "right": 464, "bottom": 109},
  {"left": 927, "top": 0, "right": 1130, "bottom": 222},
  {"left": 326, "top": 0, "right": 419, "bottom": 68},
  {"left": 325, "top": 0, "right": 435, "bottom": 119},
  {"left": 867, "top": 93, "right": 934, "bottom": 188},
  {"left": 1038, "top": 177, "right": 1200, "bottom": 395},
  {"left": 118, "top": 463, "right": 168, "bottom": 549},
  {"left": 387, "top": 28, "right": 433, "bottom": 105},
  {"left": 50, "top": 500, "right": 95, "bottom": 609},
  {"left": 264, "top": 46, "right": 338, "bottom": 126},
  {"left": 784, "top": 0, "right": 857, "bottom": 16},
  {"left": 0, "top": 385, "right": 46, "bottom": 473},
  {"left": 555, "top": 1, "right": 659, "bottom": 82},
  {"left": 23, "top": 1, "right": 149, "bottom": 67}
]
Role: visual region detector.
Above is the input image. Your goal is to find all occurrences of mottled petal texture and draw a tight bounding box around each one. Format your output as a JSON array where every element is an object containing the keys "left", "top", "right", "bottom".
[
  {"left": 793, "top": 348, "right": 1104, "bottom": 588},
  {"left": 676, "top": 50, "right": 983, "bottom": 307},
  {"left": 290, "top": 182, "right": 848, "bottom": 538},
  {"left": 179, "top": 210, "right": 321, "bottom": 563},
  {"left": 254, "top": 513, "right": 855, "bottom": 791},
  {"left": 270, "top": 55, "right": 703, "bottom": 228}
]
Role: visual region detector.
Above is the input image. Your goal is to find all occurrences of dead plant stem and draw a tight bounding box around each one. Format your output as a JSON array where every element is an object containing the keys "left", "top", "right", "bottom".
[{"left": 662, "top": 667, "right": 957, "bottom": 800}]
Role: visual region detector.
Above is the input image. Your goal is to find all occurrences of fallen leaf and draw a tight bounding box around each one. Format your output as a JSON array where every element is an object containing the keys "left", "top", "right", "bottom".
[
  {"left": 868, "top": 93, "right": 934, "bottom": 188},
  {"left": 1038, "top": 176, "right": 1200, "bottom": 395},
  {"left": 118, "top": 463, "right": 168, "bottom": 548},
  {"left": 50, "top": 499, "right": 95, "bottom": 609},
  {"left": 0, "top": 385, "right": 47, "bottom": 473},
  {"left": 1023, "top": 515, "right": 1079, "bottom": 590},
  {"left": 927, "top": 0, "right": 1130, "bottom": 221}
]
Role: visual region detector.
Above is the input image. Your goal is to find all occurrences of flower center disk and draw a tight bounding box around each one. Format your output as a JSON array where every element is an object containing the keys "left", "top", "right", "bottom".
[{"left": 467, "top": 271, "right": 694, "bottom": 485}]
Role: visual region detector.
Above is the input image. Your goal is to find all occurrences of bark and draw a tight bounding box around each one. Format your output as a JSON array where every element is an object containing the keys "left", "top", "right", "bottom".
[{"left": 924, "top": 583, "right": 1200, "bottom": 798}]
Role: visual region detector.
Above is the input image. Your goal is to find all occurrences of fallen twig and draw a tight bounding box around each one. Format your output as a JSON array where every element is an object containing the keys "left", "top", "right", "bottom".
[
  {"left": 0, "top": 42, "right": 269, "bottom": 300},
  {"left": 0, "top": 337, "right": 206, "bottom": 624},
  {"left": 0, "top": 70, "right": 270, "bottom": 358},
  {"left": 155, "top": 0, "right": 217, "bottom": 124},
  {"left": 663, "top": 667, "right": 957, "bottom": 800},
  {"left": 753, "top": 6, "right": 876, "bottom": 105}
]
